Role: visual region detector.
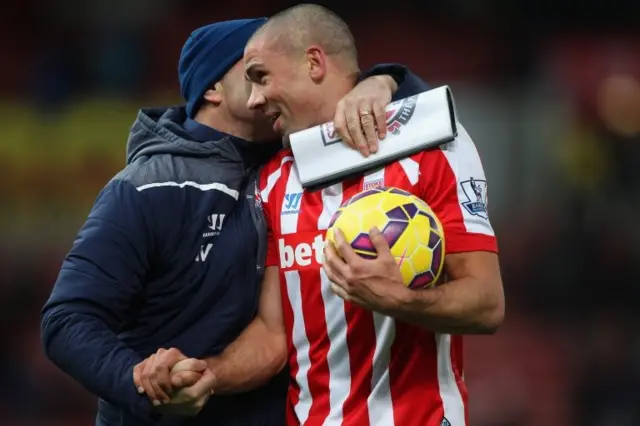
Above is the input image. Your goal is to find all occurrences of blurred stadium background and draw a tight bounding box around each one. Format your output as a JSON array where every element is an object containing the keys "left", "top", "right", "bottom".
[{"left": 1, "top": 0, "right": 639, "bottom": 425}]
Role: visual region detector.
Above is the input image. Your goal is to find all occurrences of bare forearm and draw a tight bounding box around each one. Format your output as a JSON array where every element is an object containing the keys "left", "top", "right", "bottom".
[
  {"left": 205, "top": 318, "right": 287, "bottom": 394},
  {"left": 392, "top": 277, "right": 504, "bottom": 334}
]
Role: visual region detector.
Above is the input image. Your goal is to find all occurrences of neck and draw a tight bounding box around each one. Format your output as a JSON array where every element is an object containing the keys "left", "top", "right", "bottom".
[
  {"left": 194, "top": 106, "right": 254, "bottom": 141},
  {"left": 314, "top": 71, "right": 359, "bottom": 124}
]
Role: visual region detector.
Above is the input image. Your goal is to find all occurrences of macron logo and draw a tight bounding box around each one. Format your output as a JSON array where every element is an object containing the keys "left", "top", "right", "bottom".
[{"left": 278, "top": 234, "right": 325, "bottom": 270}]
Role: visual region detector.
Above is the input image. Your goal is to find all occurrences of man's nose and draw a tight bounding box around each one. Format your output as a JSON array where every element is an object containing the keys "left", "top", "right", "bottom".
[{"left": 247, "top": 86, "right": 266, "bottom": 110}]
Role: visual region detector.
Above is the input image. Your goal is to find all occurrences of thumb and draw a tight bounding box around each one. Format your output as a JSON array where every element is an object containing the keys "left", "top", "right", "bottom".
[
  {"left": 186, "top": 368, "right": 217, "bottom": 398},
  {"left": 369, "top": 227, "right": 392, "bottom": 257},
  {"left": 172, "top": 358, "right": 208, "bottom": 374},
  {"left": 171, "top": 371, "right": 202, "bottom": 388}
]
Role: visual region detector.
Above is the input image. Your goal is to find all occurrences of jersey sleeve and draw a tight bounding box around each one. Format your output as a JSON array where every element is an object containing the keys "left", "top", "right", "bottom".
[
  {"left": 418, "top": 124, "right": 498, "bottom": 253},
  {"left": 258, "top": 167, "right": 280, "bottom": 267}
]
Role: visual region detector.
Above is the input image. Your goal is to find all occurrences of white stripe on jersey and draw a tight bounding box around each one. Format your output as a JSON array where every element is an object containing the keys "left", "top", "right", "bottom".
[
  {"left": 398, "top": 158, "right": 420, "bottom": 185},
  {"left": 286, "top": 270, "right": 313, "bottom": 424},
  {"left": 360, "top": 168, "right": 397, "bottom": 426},
  {"left": 318, "top": 183, "right": 343, "bottom": 230},
  {"left": 319, "top": 268, "right": 351, "bottom": 424},
  {"left": 368, "top": 313, "right": 396, "bottom": 426},
  {"left": 262, "top": 155, "right": 294, "bottom": 202},
  {"left": 318, "top": 184, "right": 352, "bottom": 424},
  {"left": 442, "top": 124, "right": 494, "bottom": 236},
  {"left": 436, "top": 334, "right": 466, "bottom": 425},
  {"left": 280, "top": 164, "right": 313, "bottom": 424}
]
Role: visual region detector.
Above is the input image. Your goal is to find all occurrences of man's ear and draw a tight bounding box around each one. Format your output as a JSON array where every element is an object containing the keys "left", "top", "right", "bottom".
[
  {"left": 203, "top": 82, "right": 223, "bottom": 106},
  {"left": 306, "top": 46, "right": 326, "bottom": 83}
]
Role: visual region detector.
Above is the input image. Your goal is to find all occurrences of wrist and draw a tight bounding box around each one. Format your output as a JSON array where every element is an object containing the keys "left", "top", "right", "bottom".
[
  {"left": 205, "top": 355, "right": 220, "bottom": 374},
  {"left": 376, "top": 75, "right": 398, "bottom": 95},
  {"left": 391, "top": 285, "right": 438, "bottom": 319}
]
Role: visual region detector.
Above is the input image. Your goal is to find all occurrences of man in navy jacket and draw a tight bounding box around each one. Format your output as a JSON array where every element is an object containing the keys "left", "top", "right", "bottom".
[{"left": 40, "top": 17, "right": 420, "bottom": 426}]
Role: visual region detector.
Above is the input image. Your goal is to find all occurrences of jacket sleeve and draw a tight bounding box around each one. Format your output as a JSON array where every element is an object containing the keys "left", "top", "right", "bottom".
[
  {"left": 41, "top": 178, "right": 155, "bottom": 419},
  {"left": 361, "top": 63, "right": 431, "bottom": 99}
]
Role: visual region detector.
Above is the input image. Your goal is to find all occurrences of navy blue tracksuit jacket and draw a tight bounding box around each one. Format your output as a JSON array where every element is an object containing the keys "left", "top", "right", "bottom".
[
  {"left": 41, "top": 107, "right": 285, "bottom": 426},
  {"left": 39, "top": 64, "right": 428, "bottom": 426}
]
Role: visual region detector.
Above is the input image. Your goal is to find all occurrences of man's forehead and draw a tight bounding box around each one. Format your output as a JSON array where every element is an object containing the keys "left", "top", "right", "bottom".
[{"left": 244, "top": 34, "right": 267, "bottom": 57}]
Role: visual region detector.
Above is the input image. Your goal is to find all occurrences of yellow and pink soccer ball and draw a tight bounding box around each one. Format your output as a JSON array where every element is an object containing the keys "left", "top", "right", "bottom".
[{"left": 326, "top": 187, "right": 445, "bottom": 289}]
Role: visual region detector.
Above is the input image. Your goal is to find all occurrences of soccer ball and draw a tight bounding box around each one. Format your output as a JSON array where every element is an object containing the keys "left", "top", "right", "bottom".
[{"left": 326, "top": 187, "right": 445, "bottom": 289}]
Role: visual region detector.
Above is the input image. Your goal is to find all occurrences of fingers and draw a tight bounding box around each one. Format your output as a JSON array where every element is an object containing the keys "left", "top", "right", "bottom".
[
  {"left": 369, "top": 227, "right": 393, "bottom": 258},
  {"left": 323, "top": 241, "right": 350, "bottom": 285},
  {"left": 333, "top": 229, "right": 362, "bottom": 265},
  {"left": 334, "top": 99, "right": 383, "bottom": 157},
  {"left": 172, "top": 371, "right": 202, "bottom": 388},
  {"left": 150, "top": 348, "right": 174, "bottom": 401},
  {"left": 372, "top": 100, "right": 387, "bottom": 140},
  {"left": 360, "top": 110, "right": 378, "bottom": 155},
  {"left": 133, "top": 361, "right": 144, "bottom": 394},
  {"left": 172, "top": 358, "right": 208, "bottom": 374},
  {"left": 330, "top": 281, "right": 351, "bottom": 301},
  {"left": 333, "top": 101, "right": 355, "bottom": 151},
  {"left": 345, "top": 103, "right": 370, "bottom": 157},
  {"left": 141, "top": 354, "right": 168, "bottom": 405},
  {"left": 183, "top": 368, "right": 217, "bottom": 400},
  {"left": 171, "top": 358, "right": 208, "bottom": 387},
  {"left": 147, "top": 347, "right": 189, "bottom": 403}
]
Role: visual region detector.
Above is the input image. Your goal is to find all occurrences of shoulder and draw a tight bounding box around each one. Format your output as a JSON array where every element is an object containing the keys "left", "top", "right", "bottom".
[
  {"left": 412, "top": 123, "right": 483, "bottom": 172},
  {"left": 114, "top": 155, "right": 188, "bottom": 190},
  {"left": 115, "top": 154, "right": 241, "bottom": 202}
]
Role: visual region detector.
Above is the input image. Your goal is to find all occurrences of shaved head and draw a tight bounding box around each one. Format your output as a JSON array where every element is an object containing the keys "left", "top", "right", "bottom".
[
  {"left": 251, "top": 4, "right": 358, "bottom": 72},
  {"left": 243, "top": 4, "right": 360, "bottom": 138}
]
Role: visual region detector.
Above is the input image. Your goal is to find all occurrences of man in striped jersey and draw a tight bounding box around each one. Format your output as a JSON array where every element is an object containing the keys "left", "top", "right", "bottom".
[
  {"left": 239, "top": 4, "right": 505, "bottom": 426},
  {"left": 144, "top": 4, "right": 504, "bottom": 426}
]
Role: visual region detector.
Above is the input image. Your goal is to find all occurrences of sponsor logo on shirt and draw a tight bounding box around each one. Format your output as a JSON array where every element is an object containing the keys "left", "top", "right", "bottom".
[
  {"left": 282, "top": 192, "right": 303, "bottom": 216},
  {"left": 278, "top": 232, "right": 325, "bottom": 270},
  {"left": 363, "top": 178, "right": 383, "bottom": 190},
  {"left": 460, "top": 177, "right": 488, "bottom": 220}
]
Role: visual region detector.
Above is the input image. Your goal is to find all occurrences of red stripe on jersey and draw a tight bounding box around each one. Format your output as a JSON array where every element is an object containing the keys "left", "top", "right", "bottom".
[
  {"left": 341, "top": 304, "right": 376, "bottom": 426},
  {"left": 389, "top": 323, "right": 444, "bottom": 426}
]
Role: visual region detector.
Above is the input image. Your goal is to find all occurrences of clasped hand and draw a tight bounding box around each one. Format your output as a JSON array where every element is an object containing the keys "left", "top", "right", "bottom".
[{"left": 133, "top": 348, "right": 214, "bottom": 417}]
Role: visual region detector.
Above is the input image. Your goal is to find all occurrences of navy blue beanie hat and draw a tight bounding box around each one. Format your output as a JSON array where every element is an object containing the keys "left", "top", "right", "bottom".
[{"left": 179, "top": 18, "right": 267, "bottom": 118}]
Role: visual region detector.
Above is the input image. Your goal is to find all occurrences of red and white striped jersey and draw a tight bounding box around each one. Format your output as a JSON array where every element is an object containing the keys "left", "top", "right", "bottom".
[{"left": 258, "top": 126, "right": 498, "bottom": 426}]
